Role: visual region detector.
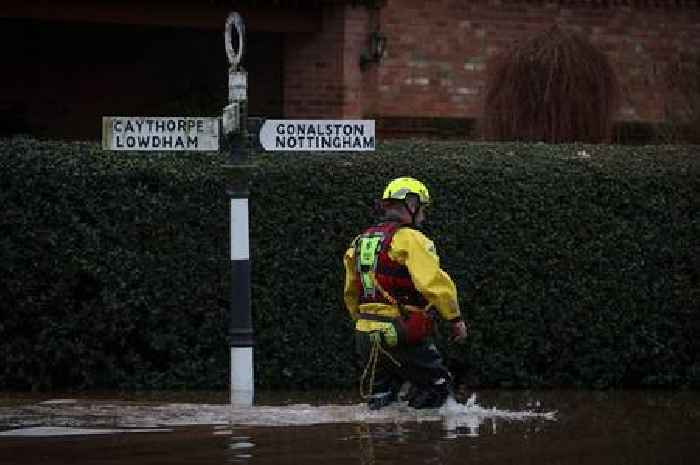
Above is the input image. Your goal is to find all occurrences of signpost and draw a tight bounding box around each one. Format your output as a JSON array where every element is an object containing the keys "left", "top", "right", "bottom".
[
  {"left": 259, "top": 119, "right": 375, "bottom": 151},
  {"left": 102, "top": 10, "right": 375, "bottom": 410},
  {"left": 222, "top": 12, "right": 255, "bottom": 409},
  {"left": 102, "top": 116, "right": 219, "bottom": 151}
]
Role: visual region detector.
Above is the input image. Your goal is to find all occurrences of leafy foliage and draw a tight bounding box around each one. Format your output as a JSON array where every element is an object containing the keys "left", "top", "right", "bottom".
[{"left": 1, "top": 137, "right": 698, "bottom": 390}]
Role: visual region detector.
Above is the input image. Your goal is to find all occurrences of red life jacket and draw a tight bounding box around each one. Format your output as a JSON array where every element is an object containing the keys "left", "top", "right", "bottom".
[{"left": 354, "top": 222, "right": 433, "bottom": 344}]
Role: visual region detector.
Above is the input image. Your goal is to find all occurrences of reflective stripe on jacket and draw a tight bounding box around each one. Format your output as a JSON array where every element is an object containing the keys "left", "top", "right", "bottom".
[{"left": 354, "top": 222, "right": 427, "bottom": 308}]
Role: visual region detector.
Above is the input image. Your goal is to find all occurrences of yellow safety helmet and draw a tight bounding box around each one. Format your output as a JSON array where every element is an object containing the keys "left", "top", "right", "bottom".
[{"left": 382, "top": 177, "right": 431, "bottom": 205}]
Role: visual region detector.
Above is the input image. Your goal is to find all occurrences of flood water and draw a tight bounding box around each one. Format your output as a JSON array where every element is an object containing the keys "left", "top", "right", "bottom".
[{"left": 0, "top": 390, "right": 698, "bottom": 465}]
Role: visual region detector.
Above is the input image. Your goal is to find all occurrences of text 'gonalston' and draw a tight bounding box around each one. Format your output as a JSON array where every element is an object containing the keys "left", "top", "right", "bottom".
[{"left": 259, "top": 120, "right": 376, "bottom": 152}]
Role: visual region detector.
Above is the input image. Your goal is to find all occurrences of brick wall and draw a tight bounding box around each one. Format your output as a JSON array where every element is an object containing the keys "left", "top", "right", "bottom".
[
  {"left": 3, "top": 1, "right": 698, "bottom": 140},
  {"left": 370, "top": 0, "right": 700, "bottom": 125},
  {"left": 283, "top": 4, "right": 370, "bottom": 118}
]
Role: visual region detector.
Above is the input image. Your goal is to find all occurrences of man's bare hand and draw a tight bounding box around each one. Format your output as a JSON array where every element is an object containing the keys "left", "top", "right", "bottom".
[{"left": 450, "top": 320, "right": 469, "bottom": 344}]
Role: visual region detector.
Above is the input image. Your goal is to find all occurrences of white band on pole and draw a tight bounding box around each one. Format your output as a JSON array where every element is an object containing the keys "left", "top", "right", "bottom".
[
  {"left": 230, "top": 347, "right": 254, "bottom": 407},
  {"left": 230, "top": 199, "right": 250, "bottom": 261}
]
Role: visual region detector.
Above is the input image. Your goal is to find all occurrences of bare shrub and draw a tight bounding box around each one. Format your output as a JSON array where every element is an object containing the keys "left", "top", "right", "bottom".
[{"left": 482, "top": 25, "right": 619, "bottom": 143}]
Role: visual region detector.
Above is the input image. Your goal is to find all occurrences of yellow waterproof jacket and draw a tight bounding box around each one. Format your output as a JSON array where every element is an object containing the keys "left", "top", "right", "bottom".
[{"left": 343, "top": 227, "right": 461, "bottom": 332}]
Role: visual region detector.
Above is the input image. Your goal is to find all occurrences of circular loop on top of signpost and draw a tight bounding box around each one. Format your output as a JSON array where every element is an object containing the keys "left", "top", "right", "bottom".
[{"left": 225, "top": 12, "right": 245, "bottom": 67}]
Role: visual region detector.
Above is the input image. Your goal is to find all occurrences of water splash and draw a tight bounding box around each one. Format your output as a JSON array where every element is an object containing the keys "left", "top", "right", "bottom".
[
  {"left": 227, "top": 393, "right": 555, "bottom": 427},
  {"left": 0, "top": 393, "right": 555, "bottom": 437},
  {"left": 439, "top": 394, "right": 556, "bottom": 438}
]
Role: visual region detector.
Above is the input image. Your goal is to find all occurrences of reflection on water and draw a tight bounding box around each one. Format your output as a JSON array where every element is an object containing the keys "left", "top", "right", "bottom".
[
  {"left": 0, "top": 390, "right": 698, "bottom": 465},
  {"left": 228, "top": 434, "right": 254, "bottom": 462}
]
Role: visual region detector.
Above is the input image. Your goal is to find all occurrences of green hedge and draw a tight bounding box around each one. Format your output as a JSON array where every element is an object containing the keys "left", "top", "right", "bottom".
[{"left": 1, "top": 137, "right": 698, "bottom": 390}]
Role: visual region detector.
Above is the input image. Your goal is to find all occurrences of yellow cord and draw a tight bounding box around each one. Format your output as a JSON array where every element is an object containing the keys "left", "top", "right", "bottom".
[
  {"left": 359, "top": 333, "right": 379, "bottom": 399},
  {"left": 359, "top": 332, "right": 402, "bottom": 399},
  {"left": 360, "top": 273, "right": 430, "bottom": 399}
]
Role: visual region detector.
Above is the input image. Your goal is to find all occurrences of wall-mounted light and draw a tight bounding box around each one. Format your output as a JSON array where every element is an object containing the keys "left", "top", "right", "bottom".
[{"left": 360, "top": 31, "right": 387, "bottom": 71}]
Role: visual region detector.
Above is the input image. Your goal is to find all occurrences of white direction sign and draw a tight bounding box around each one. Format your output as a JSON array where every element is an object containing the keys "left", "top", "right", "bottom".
[
  {"left": 259, "top": 119, "right": 375, "bottom": 151},
  {"left": 102, "top": 116, "right": 219, "bottom": 151}
]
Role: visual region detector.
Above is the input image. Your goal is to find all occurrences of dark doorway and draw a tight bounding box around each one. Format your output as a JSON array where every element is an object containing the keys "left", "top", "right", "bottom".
[{"left": 0, "top": 18, "right": 283, "bottom": 140}]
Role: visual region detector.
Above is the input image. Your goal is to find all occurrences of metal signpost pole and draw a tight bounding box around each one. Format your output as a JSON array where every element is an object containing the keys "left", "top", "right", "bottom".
[{"left": 223, "top": 12, "right": 255, "bottom": 408}]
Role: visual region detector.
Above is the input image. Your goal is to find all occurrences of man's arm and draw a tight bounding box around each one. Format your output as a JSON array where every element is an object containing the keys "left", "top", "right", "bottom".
[
  {"left": 390, "top": 228, "right": 463, "bottom": 322},
  {"left": 392, "top": 229, "right": 470, "bottom": 343}
]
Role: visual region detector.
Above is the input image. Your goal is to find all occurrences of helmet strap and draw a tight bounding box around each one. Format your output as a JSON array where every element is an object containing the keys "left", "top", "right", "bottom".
[{"left": 404, "top": 202, "right": 419, "bottom": 226}]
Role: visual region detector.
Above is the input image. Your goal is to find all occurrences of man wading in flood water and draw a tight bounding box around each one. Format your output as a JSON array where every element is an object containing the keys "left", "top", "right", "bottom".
[{"left": 343, "top": 177, "right": 469, "bottom": 410}]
